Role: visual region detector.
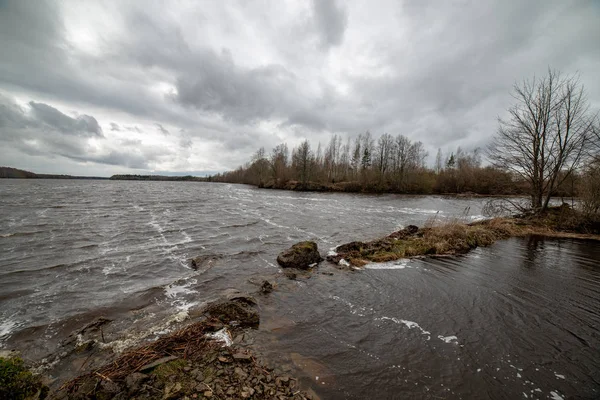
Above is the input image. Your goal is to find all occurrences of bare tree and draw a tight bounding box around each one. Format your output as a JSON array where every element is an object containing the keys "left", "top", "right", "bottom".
[
  {"left": 488, "top": 69, "right": 597, "bottom": 212},
  {"left": 375, "top": 133, "right": 394, "bottom": 181},
  {"left": 270, "top": 143, "right": 289, "bottom": 183},
  {"left": 292, "top": 140, "right": 314, "bottom": 186},
  {"left": 351, "top": 134, "right": 363, "bottom": 179},
  {"left": 249, "top": 147, "right": 269, "bottom": 186},
  {"left": 435, "top": 148, "right": 443, "bottom": 174}
]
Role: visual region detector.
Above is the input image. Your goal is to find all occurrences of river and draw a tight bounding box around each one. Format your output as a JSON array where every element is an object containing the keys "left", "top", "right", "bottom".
[{"left": 0, "top": 180, "right": 598, "bottom": 399}]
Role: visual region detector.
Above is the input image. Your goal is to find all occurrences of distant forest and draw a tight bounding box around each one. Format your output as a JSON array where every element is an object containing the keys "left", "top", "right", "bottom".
[
  {"left": 0, "top": 166, "right": 107, "bottom": 180},
  {"left": 109, "top": 174, "right": 209, "bottom": 182},
  {"left": 0, "top": 167, "right": 210, "bottom": 182},
  {"left": 211, "top": 132, "right": 577, "bottom": 197}
]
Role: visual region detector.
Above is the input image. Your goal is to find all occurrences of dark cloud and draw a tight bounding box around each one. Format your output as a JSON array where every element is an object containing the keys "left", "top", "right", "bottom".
[
  {"left": 155, "top": 123, "right": 169, "bottom": 135},
  {"left": 28, "top": 101, "right": 103, "bottom": 137},
  {"left": 0, "top": 94, "right": 174, "bottom": 170},
  {"left": 312, "top": 0, "right": 348, "bottom": 49},
  {"left": 0, "top": 0, "right": 598, "bottom": 174},
  {"left": 173, "top": 49, "right": 301, "bottom": 124}
]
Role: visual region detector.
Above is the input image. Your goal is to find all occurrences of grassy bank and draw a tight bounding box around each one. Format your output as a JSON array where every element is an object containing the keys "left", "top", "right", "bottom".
[{"left": 329, "top": 205, "right": 600, "bottom": 267}]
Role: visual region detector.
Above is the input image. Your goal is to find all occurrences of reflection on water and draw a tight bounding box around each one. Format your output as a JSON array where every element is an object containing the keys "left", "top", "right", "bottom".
[{"left": 0, "top": 180, "right": 599, "bottom": 398}]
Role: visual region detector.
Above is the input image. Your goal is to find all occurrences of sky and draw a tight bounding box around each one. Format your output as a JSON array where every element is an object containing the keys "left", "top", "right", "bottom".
[{"left": 0, "top": 0, "right": 599, "bottom": 176}]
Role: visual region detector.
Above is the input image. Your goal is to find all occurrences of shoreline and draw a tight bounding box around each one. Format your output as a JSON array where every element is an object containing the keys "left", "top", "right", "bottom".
[
  {"left": 254, "top": 179, "right": 529, "bottom": 197},
  {"left": 327, "top": 206, "right": 600, "bottom": 267},
  {"left": 2, "top": 292, "right": 318, "bottom": 400}
]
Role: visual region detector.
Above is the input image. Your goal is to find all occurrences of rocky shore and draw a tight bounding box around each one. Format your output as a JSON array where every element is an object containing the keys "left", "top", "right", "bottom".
[{"left": 46, "top": 295, "right": 316, "bottom": 400}]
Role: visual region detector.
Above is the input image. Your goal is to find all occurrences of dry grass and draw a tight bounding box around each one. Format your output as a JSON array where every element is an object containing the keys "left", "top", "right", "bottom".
[
  {"left": 60, "top": 319, "right": 219, "bottom": 393},
  {"left": 334, "top": 209, "right": 600, "bottom": 267}
]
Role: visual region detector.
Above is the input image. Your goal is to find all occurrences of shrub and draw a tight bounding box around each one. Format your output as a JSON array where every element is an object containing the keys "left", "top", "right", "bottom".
[{"left": 0, "top": 356, "right": 46, "bottom": 400}]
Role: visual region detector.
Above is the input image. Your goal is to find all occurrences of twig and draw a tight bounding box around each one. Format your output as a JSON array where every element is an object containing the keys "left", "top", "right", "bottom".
[{"left": 94, "top": 372, "right": 113, "bottom": 382}]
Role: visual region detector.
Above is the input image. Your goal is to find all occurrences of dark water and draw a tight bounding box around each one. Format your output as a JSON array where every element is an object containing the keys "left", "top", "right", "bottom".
[{"left": 0, "top": 180, "right": 598, "bottom": 399}]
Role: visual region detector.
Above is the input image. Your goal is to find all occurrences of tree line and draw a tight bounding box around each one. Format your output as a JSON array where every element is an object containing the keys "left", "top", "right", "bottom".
[
  {"left": 213, "top": 69, "right": 599, "bottom": 215},
  {"left": 212, "top": 133, "right": 527, "bottom": 196}
]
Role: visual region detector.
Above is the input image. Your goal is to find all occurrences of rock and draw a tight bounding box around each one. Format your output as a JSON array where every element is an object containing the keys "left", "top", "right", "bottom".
[
  {"left": 203, "top": 390, "right": 213, "bottom": 398},
  {"left": 232, "top": 352, "right": 252, "bottom": 362},
  {"left": 387, "top": 225, "right": 419, "bottom": 239},
  {"left": 139, "top": 355, "right": 179, "bottom": 372},
  {"left": 78, "top": 316, "right": 112, "bottom": 335},
  {"left": 284, "top": 270, "right": 297, "bottom": 280},
  {"left": 277, "top": 241, "right": 322, "bottom": 269},
  {"left": 0, "top": 349, "right": 20, "bottom": 358},
  {"left": 164, "top": 382, "right": 182, "bottom": 399},
  {"left": 99, "top": 380, "right": 120, "bottom": 395},
  {"left": 204, "top": 299, "right": 259, "bottom": 329},
  {"left": 260, "top": 280, "right": 274, "bottom": 294},
  {"left": 235, "top": 367, "right": 248, "bottom": 379},
  {"left": 333, "top": 241, "right": 363, "bottom": 254},
  {"left": 125, "top": 372, "right": 148, "bottom": 392},
  {"left": 190, "top": 255, "right": 220, "bottom": 270},
  {"left": 192, "top": 370, "right": 205, "bottom": 382}
]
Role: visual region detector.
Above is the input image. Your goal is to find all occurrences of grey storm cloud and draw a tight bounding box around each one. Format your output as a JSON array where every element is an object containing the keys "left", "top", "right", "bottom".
[
  {"left": 0, "top": 93, "right": 176, "bottom": 170},
  {"left": 155, "top": 123, "right": 169, "bottom": 135},
  {"left": 28, "top": 101, "right": 103, "bottom": 137},
  {"left": 312, "top": 0, "right": 348, "bottom": 49},
  {"left": 174, "top": 49, "right": 303, "bottom": 124},
  {"left": 0, "top": 0, "right": 599, "bottom": 175}
]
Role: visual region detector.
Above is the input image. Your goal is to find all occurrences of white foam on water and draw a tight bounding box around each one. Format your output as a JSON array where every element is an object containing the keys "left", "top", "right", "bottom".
[
  {"left": 398, "top": 207, "right": 442, "bottom": 215},
  {"left": 206, "top": 327, "right": 233, "bottom": 347},
  {"left": 365, "top": 260, "right": 410, "bottom": 270},
  {"left": 554, "top": 372, "right": 565, "bottom": 379},
  {"left": 102, "top": 263, "right": 119, "bottom": 275},
  {"left": 339, "top": 259, "right": 350, "bottom": 267},
  {"left": 0, "top": 317, "right": 21, "bottom": 346},
  {"left": 165, "top": 279, "right": 198, "bottom": 299},
  {"left": 469, "top": 215, "right": 487, "bottom": 221},
  {"left": 263, "top": 218, "right": 290, "bottom": 230},
  {"left": 180, "top": 230, "right": 192, "bottom": 243},
  {"left": 32, "top": 356, "right": 61, "bottom": 374},
  {"left": 377, "top": 316, "right": 431, "bottom": 339},
  {"left": 99, "top": 304, "right": 198, "bottom": 354},
  {"left": 330, "top": 295, "right": 372, "bottom": 317},
  {"left": 259, "top": 256, "right": 278, "bottom": 269},
  {"left": 327, "top": 247, "right": 338, "bottom": 257},
  {"left": 549, "top": 391, "right": 564, "bottom": 400},
  {"left": 438, "top": 335, "right": 458, "bottom": 344}
]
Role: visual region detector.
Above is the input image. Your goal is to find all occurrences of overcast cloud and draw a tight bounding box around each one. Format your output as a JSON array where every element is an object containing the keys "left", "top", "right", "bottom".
[{"left": 0, "top": 0, "right": 598, "bottom": 176}]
